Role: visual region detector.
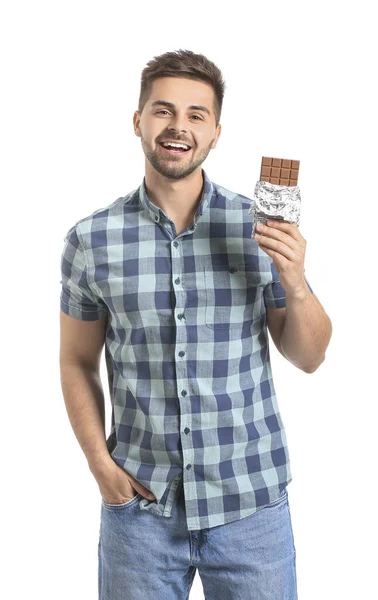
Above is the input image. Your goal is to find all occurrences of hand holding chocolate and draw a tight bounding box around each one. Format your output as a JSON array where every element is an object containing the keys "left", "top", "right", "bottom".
[{"left": 249, "top": 157, "right": 302, "bottom": 238}]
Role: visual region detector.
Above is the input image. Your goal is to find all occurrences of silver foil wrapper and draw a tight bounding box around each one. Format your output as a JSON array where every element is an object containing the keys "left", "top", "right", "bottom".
[{"left": 248, "top": 180, "right": 302, "bottom": 238}]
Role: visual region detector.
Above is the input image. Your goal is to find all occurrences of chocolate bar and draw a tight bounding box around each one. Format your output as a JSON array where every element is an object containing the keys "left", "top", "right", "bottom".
[
  {"left": 260, "top": 156, "right": 300, "bottom": 186},
  {"left": 248, "top": 156, "right": 302, "bottom": 237}
]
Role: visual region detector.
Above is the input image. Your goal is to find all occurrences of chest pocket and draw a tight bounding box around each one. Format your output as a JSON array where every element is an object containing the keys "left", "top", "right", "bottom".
[{"left": 203, "top": 263, "right": 256, "bottom": 329}]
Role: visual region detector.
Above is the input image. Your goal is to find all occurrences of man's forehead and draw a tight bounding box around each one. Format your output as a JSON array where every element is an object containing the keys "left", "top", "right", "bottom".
[{"left": 149, "top": 78, "right": 213, "bottom": 105}]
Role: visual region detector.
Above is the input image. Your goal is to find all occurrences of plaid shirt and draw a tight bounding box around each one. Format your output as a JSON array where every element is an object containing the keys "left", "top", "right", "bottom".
[{"left": 60, "top": 168, "right": 314, "bottom": 531}]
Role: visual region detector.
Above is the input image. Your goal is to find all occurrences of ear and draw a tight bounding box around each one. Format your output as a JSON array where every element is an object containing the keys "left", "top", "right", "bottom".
[
  {"left": 133, "top": 111, "right": 141, "bottom": 136},
  {"left": 211, "top": 123, "right": 222, "bottom": 148}
]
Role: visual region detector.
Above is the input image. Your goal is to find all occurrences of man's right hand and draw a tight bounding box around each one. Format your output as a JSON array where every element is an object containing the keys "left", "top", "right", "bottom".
[{"left": 90, "top": 457, "right": 155, "bottom": 504}]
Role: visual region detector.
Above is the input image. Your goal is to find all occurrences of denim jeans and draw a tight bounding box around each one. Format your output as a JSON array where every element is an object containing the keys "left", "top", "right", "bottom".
[{"left": 98, "top": 481, "right": 297, "bottom": 599}]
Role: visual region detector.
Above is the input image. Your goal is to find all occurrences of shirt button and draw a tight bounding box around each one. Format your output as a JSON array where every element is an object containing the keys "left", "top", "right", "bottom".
[
  {"left": 173, "top": 241, "right": 178, "bottom": 247},
  {"left": 186, "top": 464, "right": 192, "bottom": 470},
  {"left": 175, "top": 277, "right": 180, "bottom": 284},
  {"left": 184, "top": 427, "right": 190, "bottom": 434},
  {"left": 178, "top": 313, "right": 185, "bottom": 320},
  {"left": 154, "top": 215, "right": 159, "bottom": 221},
  {"left": 178, "top": 351, "right": 185, "bottom": 357},
  {"left": 181, "top": 390, "right": 187, "bottom": 396},
  {"left": 229, "top": 266, "right": 237, "bottom": 273}
]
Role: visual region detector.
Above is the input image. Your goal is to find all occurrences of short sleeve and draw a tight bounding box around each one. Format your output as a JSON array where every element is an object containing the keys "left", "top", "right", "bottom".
[
  {"left": 60, "top": 224, "right": 107, "bottom": 321},
  {"left": 263, "top": 260, "right": 314, "bottom": 308}
]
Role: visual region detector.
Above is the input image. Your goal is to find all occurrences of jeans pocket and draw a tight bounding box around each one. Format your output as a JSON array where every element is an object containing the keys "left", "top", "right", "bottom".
[{"left": 101, "top": 493, "right": 142, "bottom": 510}]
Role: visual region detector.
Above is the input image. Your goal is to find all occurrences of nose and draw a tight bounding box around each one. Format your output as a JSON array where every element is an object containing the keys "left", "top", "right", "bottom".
[{"left": 167, "top": 114, "right": 188, "bottom": 134}]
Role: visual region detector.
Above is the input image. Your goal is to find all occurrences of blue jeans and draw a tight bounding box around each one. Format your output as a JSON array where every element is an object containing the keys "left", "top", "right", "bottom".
[{"left": 98, "top": 482, "right": 297, "bottom": 599}]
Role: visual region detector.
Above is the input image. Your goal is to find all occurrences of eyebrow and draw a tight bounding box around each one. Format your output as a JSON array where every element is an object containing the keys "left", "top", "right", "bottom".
[{"left": 151, "top": 100, "right": 211, "bottom": 116}]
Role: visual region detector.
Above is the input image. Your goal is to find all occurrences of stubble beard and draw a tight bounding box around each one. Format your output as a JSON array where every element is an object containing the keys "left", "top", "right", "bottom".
[{"left": 141, "top": 138, "right": 214, "bottom": 181}]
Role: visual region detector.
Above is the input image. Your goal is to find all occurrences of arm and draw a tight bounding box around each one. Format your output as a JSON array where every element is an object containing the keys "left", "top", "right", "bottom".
[
  {"left": 59, "top": 310, "right": 155, "bottom": 502},
  {"left": 59, "top": 310, "right": 113, "bottom": 475},
  {"left": 255, "top": 219, "right": 332, "bottom": 373},
  {"left": 267, "top": 292, "right": 332, "bottom": 373}
]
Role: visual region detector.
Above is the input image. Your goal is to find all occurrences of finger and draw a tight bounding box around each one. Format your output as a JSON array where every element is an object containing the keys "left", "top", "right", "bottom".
[
  {"left": 125, "top": 472, "right": 155, "bottom": 500},
  {"left": 256, "top": 226, "right": 299, "bottom": 251},
  {"left": 256, "top": 243, "right": 283, "bottom": 265},
  {"left": 265, "top": 220, "right": 304, "bottom": 243},
  {"left": 135, "top": 484, "right": 155, "bottom": 500},
  {"left": 255, "top": 234, "right": 297, "bottom": 261}
]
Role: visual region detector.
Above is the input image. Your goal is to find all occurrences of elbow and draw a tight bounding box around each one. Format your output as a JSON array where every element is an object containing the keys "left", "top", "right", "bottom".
[
  {"left": 302, "top": 365, "right": 318, "bottom": 374},
  {"left": 302, "top": 355, "right": 326, "bottom": 374}
]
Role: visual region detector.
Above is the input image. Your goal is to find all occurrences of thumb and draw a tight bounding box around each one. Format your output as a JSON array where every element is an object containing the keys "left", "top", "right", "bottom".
[
  {"left": 126, "top": 473, "right": 155, "bottom": 500},
  {"left": 135, "top": 484, "right": 155, "bottom": 500}
]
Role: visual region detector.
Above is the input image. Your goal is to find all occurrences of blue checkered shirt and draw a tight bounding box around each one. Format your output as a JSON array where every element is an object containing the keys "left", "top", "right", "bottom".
[{"left": 60, "top": 168, "right": 314, "bottom": 530}]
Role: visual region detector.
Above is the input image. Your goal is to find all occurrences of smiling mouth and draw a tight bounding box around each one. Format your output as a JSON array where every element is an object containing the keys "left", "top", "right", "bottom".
[{"left": 158, "top": 143, "right": 192, "bottom": 156}]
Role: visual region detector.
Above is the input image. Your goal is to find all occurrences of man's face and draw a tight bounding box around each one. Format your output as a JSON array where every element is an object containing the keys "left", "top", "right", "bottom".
[{"left": 133, "top": 77, "right": 222, "bottom": 180}]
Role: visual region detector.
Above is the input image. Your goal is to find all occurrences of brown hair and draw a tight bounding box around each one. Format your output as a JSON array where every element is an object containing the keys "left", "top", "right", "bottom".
[{"left": 138, "top": 49, "right": 226, "bottom": 127}]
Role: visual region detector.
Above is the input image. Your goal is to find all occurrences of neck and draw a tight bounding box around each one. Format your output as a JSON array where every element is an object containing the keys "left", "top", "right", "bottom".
[{"left": 144, "top": 165, "right": 204, "bottom": 222}]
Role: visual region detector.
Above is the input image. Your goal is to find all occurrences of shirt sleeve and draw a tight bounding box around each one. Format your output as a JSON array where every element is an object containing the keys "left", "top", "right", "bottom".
[
  {"left": 60, "top": 224, "right": 107, "bottom": 321},
  {"left": 263, "top": 259, "right": 314, "bottom": 308}
]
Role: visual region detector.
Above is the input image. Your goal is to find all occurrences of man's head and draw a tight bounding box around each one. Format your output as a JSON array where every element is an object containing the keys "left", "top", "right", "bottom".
[{"left": 133, "top": 49, "right": 226, "bottom": 180}]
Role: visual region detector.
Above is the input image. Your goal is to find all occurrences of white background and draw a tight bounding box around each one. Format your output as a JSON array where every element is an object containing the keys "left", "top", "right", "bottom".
[{"left": 1, "top": 0, "right": 377, "bottom": 598}]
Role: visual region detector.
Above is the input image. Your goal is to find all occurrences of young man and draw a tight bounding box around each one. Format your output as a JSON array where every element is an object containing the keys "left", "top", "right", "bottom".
[{"left": 60, "top": 49, "right": 332, "bottom": 599}]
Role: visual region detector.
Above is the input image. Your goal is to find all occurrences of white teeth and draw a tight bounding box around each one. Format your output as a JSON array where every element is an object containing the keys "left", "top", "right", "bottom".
[{"left": 161, "top": 142, "right": 190, "bottom": 150}]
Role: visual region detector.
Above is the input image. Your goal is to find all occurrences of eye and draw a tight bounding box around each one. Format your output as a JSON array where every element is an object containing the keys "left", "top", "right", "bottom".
[{"left": 155, "top": 110, "right": 202, "bottom": 121}]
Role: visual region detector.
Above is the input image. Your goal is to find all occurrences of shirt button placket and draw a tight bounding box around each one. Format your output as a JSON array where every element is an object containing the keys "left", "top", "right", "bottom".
[{"left": 172, "top": 239, "right": 193, "bottom": 487}]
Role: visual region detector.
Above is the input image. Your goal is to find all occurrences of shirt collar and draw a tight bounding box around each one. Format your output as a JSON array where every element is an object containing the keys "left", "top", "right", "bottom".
[{"left": 138, "top": 168, "right": 214, "bottom": 225}]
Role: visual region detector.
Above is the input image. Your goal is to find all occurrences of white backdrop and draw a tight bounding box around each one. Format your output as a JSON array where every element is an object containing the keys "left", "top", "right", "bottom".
[{"left": 1, "top": 0, "right": 377, "bottom": 598}]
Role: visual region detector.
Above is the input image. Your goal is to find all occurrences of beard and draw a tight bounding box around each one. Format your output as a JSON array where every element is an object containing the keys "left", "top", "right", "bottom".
[{"left": 140, "top": 137, "right": 214, "bottom": 180}]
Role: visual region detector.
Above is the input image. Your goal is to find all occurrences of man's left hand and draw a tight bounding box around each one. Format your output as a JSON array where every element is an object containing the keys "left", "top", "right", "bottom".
[{"left": 254, "top": 219, "right": 307, "bottom": 297}]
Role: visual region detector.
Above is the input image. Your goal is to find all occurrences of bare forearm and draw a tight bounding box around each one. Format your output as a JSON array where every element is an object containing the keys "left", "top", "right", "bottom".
[
  {"left": 60, "top": 365, "right": 113, "bottom": 474},
  {"left": 281, "top": 286, "right": 332, "bottom": 372}
]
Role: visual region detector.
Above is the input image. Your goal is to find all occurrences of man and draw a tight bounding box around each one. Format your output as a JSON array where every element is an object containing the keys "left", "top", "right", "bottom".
[{"left": 60, "top": 49, "right": 332, "bottom": 600}]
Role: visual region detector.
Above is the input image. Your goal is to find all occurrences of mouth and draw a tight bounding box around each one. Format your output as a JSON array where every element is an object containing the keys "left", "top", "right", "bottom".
[{"left": 158, "top": 143, "right": 192, "bottom": 156}]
